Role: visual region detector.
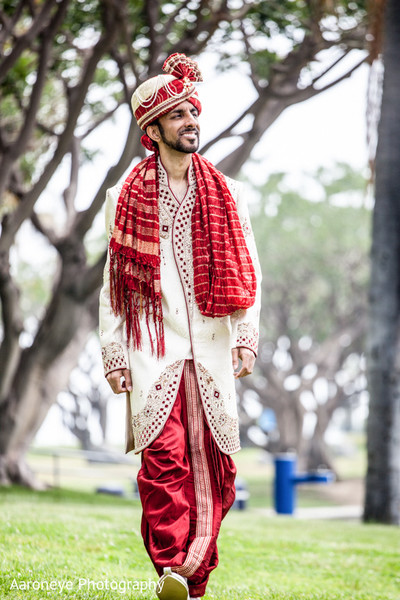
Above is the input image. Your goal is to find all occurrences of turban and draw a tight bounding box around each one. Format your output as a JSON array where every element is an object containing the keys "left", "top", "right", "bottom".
[{"left": 131, "top": 53, "right": 203, "bottom": 132}]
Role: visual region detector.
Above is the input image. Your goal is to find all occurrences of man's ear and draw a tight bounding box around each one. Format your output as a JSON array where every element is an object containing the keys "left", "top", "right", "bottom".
[{"left": 147, "top": 123, "right": 160, "bottom": 143}]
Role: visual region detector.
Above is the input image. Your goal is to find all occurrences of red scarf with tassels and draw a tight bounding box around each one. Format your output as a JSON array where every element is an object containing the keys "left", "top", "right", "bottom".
[{"left": 109, "top": 153, "right": 256, "bottom": 358}]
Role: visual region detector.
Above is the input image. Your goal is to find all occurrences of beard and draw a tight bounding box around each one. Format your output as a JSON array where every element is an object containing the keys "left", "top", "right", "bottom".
[{"left": 158, "top": 123, "right": 200, "bottom": 153}]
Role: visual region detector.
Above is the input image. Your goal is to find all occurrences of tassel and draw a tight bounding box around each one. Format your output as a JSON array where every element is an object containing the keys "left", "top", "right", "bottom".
[{"left": 162, "top": 53, "right": 203, "bottom": 82}]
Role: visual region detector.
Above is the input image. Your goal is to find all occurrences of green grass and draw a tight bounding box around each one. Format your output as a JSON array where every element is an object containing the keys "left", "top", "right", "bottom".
[{"left": 0, "top": 485, "right": 398, "bottom": 600}]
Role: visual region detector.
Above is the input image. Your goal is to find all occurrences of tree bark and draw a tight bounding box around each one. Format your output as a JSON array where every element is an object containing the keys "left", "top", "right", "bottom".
[
  {"left": 365, "top": 0, "right": 400, "bottom": 525},
  {"left": 0, "top": 291, "right": 99, "bottom": 487}
]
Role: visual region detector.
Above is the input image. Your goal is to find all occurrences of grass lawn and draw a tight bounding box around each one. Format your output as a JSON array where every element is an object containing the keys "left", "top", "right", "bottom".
[{"left": 0, "top": 485, "right": 398, "bottom": 600}]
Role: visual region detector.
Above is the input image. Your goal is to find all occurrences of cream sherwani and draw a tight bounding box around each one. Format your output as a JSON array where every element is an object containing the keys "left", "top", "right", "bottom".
[{"left": 99, "top": 157, "right": 261, "bottom": 455}]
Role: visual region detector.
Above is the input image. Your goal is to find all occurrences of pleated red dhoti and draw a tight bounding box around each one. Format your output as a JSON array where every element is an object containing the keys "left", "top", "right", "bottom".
[{"left": 137, "top": 360, "right": 237, "bottom": 598}]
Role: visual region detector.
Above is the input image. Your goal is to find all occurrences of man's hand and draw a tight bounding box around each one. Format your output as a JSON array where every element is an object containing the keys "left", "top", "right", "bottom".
[
  {"left": 106, "top": 368, "right": 132, "bottom": 394},
  {"left": 232, "top": 347, "right": 256, "bottom": 378}
]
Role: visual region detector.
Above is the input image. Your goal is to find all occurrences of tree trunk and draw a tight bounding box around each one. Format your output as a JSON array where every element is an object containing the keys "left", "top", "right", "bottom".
[
  {"left": 0, "top": 287, "right": 99, "bottom": 488},
  {"left": 365, "top": 0, "right": 400, "bottom": 524}
]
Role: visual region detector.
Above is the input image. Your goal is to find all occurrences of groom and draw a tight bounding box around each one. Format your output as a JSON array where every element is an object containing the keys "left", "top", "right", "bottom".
[{"left": 99, "top": 53, "right": 261, "bottom": 600}]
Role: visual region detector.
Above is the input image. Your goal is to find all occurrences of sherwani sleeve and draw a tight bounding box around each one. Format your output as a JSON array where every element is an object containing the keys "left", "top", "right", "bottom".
[
  {"left": 232, "top": 182, "right": 262, "bottom": 356},
  {"left": 99, "top": 187, "right": 129, "bottom": 377}
]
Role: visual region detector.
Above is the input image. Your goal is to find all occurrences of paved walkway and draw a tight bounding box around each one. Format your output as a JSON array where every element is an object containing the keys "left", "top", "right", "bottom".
[{"left": 255, "top": 505, "right": 363, "bottom": 520}]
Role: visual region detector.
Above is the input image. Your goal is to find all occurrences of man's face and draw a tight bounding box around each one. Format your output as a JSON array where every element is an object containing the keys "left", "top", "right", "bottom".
[{"left": 156, "top": 100, "right": 200, "bottom": 154}]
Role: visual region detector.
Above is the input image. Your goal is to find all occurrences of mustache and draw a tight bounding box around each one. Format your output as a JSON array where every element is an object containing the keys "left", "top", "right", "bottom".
[{"left": 180, "top": 128, "right": 199, "bottom": 135}]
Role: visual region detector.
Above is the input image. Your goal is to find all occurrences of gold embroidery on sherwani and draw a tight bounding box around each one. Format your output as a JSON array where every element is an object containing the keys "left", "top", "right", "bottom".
[
  {"left": 132, "top": 360, "right": 185, "bottom": 451},
  {"left": 237, "top": 322, "right": 259, "bottom": 355},
  {"left": 101, "top": 342, "right": 127, "bottom": 376},
  {"left": 196, "top": 362, "right": 240, "bottom": 454}
]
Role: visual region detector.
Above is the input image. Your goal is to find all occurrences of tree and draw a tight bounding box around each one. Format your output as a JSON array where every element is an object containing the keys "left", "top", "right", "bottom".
[
  {"left": 238, "top": 163, "right": 370, "bottom": 474},
  {"left": 365, "top": 0, "right": 400, "bottom": 525},
  {"left": 57, "top": 335, "right": 109, "bottom": 453},
  {"left": 0, "top": 0, "right": 368, "bottom": 486}
]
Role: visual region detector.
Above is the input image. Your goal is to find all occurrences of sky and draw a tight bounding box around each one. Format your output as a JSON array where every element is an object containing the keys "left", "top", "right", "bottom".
[
  {"left": 33, "top": 55, "right": 371, "bottom": 448},
  {"left": 199, "top": 53, "right": 369, "bottom": 178}
]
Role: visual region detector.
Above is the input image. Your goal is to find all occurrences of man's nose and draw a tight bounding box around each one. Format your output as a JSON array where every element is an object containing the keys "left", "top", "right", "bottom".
[{"left": 185, "top": 111, "right": 197, "bottom": 126}]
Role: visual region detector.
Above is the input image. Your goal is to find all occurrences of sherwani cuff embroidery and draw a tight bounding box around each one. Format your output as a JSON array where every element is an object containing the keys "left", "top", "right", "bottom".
[
  {"left": 102, "top": 341, "right": 128, "bottom": 377},
  {"left": 236, "top": 322, "right": 259, "bottom": 356}
]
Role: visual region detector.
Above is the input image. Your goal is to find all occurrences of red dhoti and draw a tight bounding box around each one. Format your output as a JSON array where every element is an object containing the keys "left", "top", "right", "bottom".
[{"left": 137, "top": 360, "right": 237, "bottom": 598}]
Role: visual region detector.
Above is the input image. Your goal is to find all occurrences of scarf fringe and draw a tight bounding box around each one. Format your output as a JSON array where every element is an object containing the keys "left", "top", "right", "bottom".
[
  {"left": 109, "top": 239, "right": 160, "bottom": 269},
  {"left": 109, "top": 247, "right": 165, "bottom": 359}
]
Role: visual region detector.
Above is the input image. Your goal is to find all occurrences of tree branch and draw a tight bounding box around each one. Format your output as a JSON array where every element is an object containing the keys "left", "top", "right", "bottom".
[
  {"left": 113, "top": 11, "right": 141, "bottom": 89},
  {"left": 310, "top": 48, "right": 352, "bottom": 86},
  {"left": 12, "top": 27, "right": 53, "bottom": 156},
  {"left": 0, "top": 0, "right": 59, "bottom": 84},
  {"left": 0, "top": 0, "right": 69, "bottom": 213},
  {"left": 146, "top": 0, "right": 163, "bottom": 75},
  {"left": 310, "top": 314, "right": 367, "bottom": 374},
  {"left": 63, "top": 136, "right": 80, "bottom": 228},
  {"left": 80, "top": 99, "right": 125, "bottom": 139},
  {"left": 200, "top": 96, "right": 260, "bottom": 155},
  {"left": 75, "top": 250, "right": 107, "bottom": 300},
  {"left": 0, "top": 0, "right": 25, "bottom": 50},
  {"left": 35, "top": 119, "right": 59, "bottom": 137},
  {"left": 30, "top": 212, "right": 59, "bottom": 246},
  {"left": 110, "top": 49, "right": 133, "bottom": 105},
  {"left": 240, "top": 22, "right": 262, "bottom": 94},
  {"left": 300, "top": 54, "right": 368, "bottom": 99},
  {"left": 74, "top": 118, "right": 142, "bottom": 239},
  {"left": 163, "top": 0, "right": 192, "bottom": 40},
  {"left": 215, "top": 49, "right": 367, "bottom": 177},
  {"left": 167, "top": 0, "right": 230, "bottom": 58},
  {"left": 215, "top": 94, "right": 285, "bottom": 176},
  {"left": 0, "top": 4, "right": 122, "bottom": 254}
]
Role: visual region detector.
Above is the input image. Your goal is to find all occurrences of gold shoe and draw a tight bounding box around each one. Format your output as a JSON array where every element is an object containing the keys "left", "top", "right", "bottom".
[{"left": 156, "top": 567, "right": 189, "bottom": 600}]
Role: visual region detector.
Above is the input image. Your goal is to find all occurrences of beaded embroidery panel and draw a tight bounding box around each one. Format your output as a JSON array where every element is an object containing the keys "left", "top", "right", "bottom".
[{"left": 132, "top": 360, "right": 185, "bottom": 452}]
